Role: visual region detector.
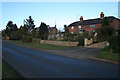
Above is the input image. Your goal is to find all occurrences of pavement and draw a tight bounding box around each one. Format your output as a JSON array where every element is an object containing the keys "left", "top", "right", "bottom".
[{"left": 2, "top": 42, "right": 119, "bottom": 78}]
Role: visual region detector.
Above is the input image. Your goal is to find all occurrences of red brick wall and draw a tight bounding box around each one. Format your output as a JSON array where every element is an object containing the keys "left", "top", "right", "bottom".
[
  {"left": 49, "top": 28, "right": 57, "bottom": 35},
  {"left": 68, "top": 26, "right": 80, "bottom": 33},
  {"left": 111, "top": 19, "right": 120, "bottom": 30},
  {"left": 69, "top": 24, "right": 101, "bottom": 34},
  {"left": 68, "top": 20, "right": 119, "bottom": 34}
]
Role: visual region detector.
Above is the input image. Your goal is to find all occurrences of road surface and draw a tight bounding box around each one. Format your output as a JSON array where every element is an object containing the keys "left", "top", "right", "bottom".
[
  {"left": 2, "top": 42, "right": 118, "bottom": 78},
  {"left": 46, "top": 47, "right": 102, "bottom": 59}
]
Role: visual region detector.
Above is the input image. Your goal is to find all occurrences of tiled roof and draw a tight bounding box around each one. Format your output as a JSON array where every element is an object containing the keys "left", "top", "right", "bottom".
[
  {"left": 49, "top": 27, "right": 58, "bottom": 32},
  {"left": 68, "top": 16, "right": 119, "bottom": 27},
  {"left": 49, "top": 27, "right": 55, "bottom": 32}
]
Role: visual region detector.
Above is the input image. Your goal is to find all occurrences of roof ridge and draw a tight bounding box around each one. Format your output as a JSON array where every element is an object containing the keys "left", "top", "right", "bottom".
[{"left": 68, "top": 16, "right": 116, "bottom": 27}]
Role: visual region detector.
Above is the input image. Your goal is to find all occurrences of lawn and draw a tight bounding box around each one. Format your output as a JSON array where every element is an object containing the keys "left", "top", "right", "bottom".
[
  {"left": 2, "top": 61, "right": 23, "bottom": 79},
  {"left": 3, "top": 40, "right": 77, "bottom": 50},
  {"left": 96, "top": 50, "right": 119, "bottom": 62}
]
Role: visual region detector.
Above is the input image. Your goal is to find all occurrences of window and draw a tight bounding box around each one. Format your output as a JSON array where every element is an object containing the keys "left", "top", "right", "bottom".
[
  {"left": 78, "top": 25, "right": 81, "bottom": 28},
  {"left": 90, "top": 25, "right": 95, "bottom": 28},
  {"left": 71, "top": 26, "right": 74, "bottom": 30},
  {"left": 91, "top": 30, "right": 94, "bottom": 33},
  {"left": 71, "top": 32, "right": 74, "bottom": 34}
]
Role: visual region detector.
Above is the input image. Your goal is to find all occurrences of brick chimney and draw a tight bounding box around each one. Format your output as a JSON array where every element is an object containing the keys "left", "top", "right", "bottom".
[
  {"left": 100, "top": 12, "right": 104, "bottom": 18},
  {"left": 55, "top": 25, "right": 56, "bottom": 28},
  {"left": 80, "top": 16, "right": 83, "bottom": 21}
]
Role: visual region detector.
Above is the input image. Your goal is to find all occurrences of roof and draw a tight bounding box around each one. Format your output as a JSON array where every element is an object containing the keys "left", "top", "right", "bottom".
[
  {"left": 68, "top": 16, "right": 119, "bottom": 27},
  {"left": 49, "top": 27, "right": 57, "bottom": 32}
]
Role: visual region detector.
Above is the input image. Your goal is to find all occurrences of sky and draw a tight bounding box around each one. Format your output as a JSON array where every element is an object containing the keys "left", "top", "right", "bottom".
[{"left": 1, "top": 2, "right": 119, "bottom": 31}]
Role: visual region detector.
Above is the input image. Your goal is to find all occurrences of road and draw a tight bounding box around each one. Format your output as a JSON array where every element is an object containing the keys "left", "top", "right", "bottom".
[
  {"left": 2, "top": 42, "right": 118, "bottom": 78},
  {"left": 46, "top": 47, "right": 102, "bottom": 59}
]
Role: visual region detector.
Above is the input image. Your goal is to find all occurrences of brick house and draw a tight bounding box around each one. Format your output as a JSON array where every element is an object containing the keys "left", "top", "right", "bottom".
[
  {"left": 48, "top": 25, "right": 58, "bottom": 40},
  {"left": 49, "top": 25, "right": 57, "bottom": 35},
  {"left": 48, "top": 25, "right": 64, "bottom": 40},
  {"left": 68, "top": 12, "right": 120, "bottom": 36}
]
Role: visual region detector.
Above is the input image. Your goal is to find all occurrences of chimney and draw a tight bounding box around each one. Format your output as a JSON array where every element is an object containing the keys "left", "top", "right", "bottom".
[
  {"left": 55, "top": 25, "right": 56, "bottom": 28},
  {"left": 80, "top": 16, "right": 83, "bottom": 21},
  {"left": 100, "top": 12, "right": 104, "bottom": 18}
]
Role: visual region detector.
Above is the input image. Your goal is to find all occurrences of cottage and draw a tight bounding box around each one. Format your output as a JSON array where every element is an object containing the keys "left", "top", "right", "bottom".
[
  {"left": 48, "top": 25, "right": 58, "bottom": 40},
  {"left": 48, "top": 25, "right": 64, "bottom": 40},
  {"left": 68, "top": 12, "right": 120, "bottom": 36}
]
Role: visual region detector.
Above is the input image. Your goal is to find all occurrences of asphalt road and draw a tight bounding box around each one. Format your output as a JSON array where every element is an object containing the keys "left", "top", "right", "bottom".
[
  {"left": 2, "top": 42, "right": 119, "bottom": 78},
  {"left": 46, "top": 47, "right": 102, "bottom": 59}
]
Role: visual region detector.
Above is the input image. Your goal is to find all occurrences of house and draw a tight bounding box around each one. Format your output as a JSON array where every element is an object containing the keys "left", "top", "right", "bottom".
[
  {"left": 48, "top": 25, "right": 58, "bottom": 40},
  {"left": 48, "top": 25, "right": 64, "bottom": 40},
  {"left": 68, "top": 12, "right": 120, "bottom": 36}
]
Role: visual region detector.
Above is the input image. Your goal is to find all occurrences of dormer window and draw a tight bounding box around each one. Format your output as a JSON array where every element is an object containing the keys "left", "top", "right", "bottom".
[
  {"left": 78, "top": 25, "right": 81, "bottom": 29},
  {"left": 71, "top": 26, "right": 74, "bottom": 30}
]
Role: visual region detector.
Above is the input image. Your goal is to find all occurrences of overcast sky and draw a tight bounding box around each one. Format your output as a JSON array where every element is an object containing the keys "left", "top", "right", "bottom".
[{"left": 1, "top": 2, "right": 119, "bottom": 31}]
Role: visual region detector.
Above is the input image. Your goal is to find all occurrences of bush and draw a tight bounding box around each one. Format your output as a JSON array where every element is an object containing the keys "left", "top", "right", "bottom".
[
  {"left": 9, "top": 31, "right": 19, "bottom": 40},
  {"left": 77, "top": 31, "right": 92, "bottom": 46},
  {"left": 96, "top": 26, "right": 115, "bottom": 42},
  {"left": 77, "top": 37, "right": 84, "bottom": 46},
  {"left": 62, "top": 37, "right": 72, "bottom": 41},
  {"left": 62, "top": 37, "right": 78, "bottom": 42},
  {"left": 22, "top": 36, "right": 32, "bottom": 43},
  {"left": 107, "top": 36, "right": 119, "bottom": 53}
]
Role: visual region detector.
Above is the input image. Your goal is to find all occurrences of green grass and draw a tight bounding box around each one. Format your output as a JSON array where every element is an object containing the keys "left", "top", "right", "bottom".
[
  {"left": 2, "top": 61, "right": 22, "bottom": 78},
  {"left": 3, "top": 40, "right": 77, "bottom": 50},
  {"left": 96, "top": 51, "right": 119, "bottom": 62}
]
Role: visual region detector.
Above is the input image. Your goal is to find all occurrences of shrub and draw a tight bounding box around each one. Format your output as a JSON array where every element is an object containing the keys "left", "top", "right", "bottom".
[
  {"left": 77, "top": 31, "right": 92, "bottom": 46},
  {"left": 96, "top": 26, "right": 115, "bottom": 42},
  {"left": 107, "top": 36, "right": 119, "bottom": 53},
  {"left": 77, "top": 37, "right": 84, "bottom": 46},
  {"left": 62, "top": 37, "right": 72, "bottom": 41},
  {"left": 62, "top": 37, "right": 78, "bottom": 42},
  {"left": 9, "top": 31, "right": 19, "bottom": 40},
  {"left": 22, "top": 35, "right": 32, "bottom": 43}
]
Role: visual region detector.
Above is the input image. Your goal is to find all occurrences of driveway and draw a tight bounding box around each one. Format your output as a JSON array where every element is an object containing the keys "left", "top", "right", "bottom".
[
  {"left": 46, "top": 47, "right": 102, "bottom": 59},
  {"left": 2, "top": 42, "right": 118, "bottom": 78}
]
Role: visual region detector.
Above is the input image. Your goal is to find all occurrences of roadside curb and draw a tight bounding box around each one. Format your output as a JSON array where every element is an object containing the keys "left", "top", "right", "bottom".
[{"left": 89, "top": 57, "right": 119, "bottom": 64}]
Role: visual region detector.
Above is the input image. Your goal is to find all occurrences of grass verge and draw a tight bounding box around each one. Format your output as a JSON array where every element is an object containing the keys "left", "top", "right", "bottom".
[
  {"left": 3, "top": 40, "right": 77, "bottom": 50},
  {"left": 2, "top": 61, "right": 23, "bottom": 79},
  {"left": 96, "top": 50, "right": 119, "bottom": 62}
]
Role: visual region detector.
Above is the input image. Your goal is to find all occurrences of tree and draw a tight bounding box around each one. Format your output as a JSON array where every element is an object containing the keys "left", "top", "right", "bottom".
[
  {"left": 101, "top": 18, "right": 109, "bottom": 27},
  {"left": 107, "top": 35, "right": 119, "bottom": 53},
  {"left": 17, "top": 25, "right": 27, "bottom": 40},
  {"left": 24, "top": 16, "right": 35, "bottom": 36},
  {"left": 32, "top": 28, "right": 37, "bottom": 38},
  {"left": 64, "top": 25, "right": 70, "bottom": 37},
  {"left": 38, "top": 22, "right": 49, "bottom": 40},
  {"left": 9, "top": 31, "right": 19, "bottom": 40},
  {"left": 77, "top": 31, "right": 90, "bottom": 46},
  {"left": 96, "top": 18, "right": 115, "bottom": 41},
  {"left": 5, "top": 21, "right": 18, "bottom": 37}
]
